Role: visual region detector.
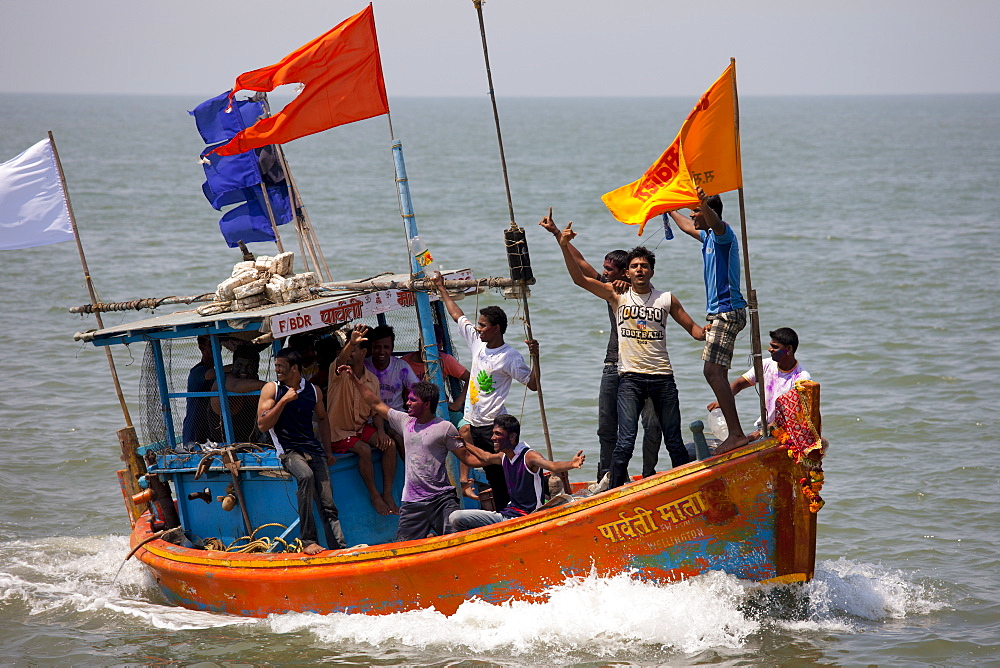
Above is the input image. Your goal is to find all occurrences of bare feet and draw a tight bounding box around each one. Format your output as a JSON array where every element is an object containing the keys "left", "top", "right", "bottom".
[
  {"left": 382, "top": 492, "right": 399, "bottom": 515},
  {"left": 371, "top": 494, "right": 393, "bottom": 515},
  {"left": 714, "top": 433, "right": 751, "bottom": 455},
  {"left": 461, "top": 480, "right": 480, "bottom": 500},
  {"left": 303, "top": 542, "right": 325, "bottom": 555}
]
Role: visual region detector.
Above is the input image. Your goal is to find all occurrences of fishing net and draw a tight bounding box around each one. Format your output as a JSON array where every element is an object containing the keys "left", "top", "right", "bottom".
[{"left": 137, "top": 339, "right": 276, "bottom": 450}]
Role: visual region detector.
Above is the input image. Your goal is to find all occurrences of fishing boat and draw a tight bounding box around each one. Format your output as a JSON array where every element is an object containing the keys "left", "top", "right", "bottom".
[
  {"left": 65, "top": 4, "right": 827, "bottom": 617},
  {"left": 76, "top": 292, "right": 826, "bottom": 616}
]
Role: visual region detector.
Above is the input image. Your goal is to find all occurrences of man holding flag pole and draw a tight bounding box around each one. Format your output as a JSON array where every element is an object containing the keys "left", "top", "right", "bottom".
[{"left": 601, "top": 59, "right": 768, "bottom": 450}]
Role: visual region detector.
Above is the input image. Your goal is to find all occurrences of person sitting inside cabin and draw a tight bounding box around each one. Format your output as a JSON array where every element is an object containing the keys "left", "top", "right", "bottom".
[
  {"left": 430, "top": 272, "right": 539, "bottom": 510},
  {"left": 181, "top": 335, "right": 214, "bottom": 450},
  {"left": 448, "top": 415, "right": 585, "bottom": 532},
  {"left": 326, "top": 323, "right": 399, "bottom": 516},
  {"left": 209, "top": 345, "right": 267, "bottom": 444},
  {"left": 401, "top": 324, "right": 470, "bottom": 426},
  {"left": 665, "top": 188, "right": 749, "bottom": 455},
  {"left": 338, "top": 366, "right": 487, "bottom": 540},
  {"left": 308, "top": 334, "right": 342, "bottom": 395},
  {"left": 708, "top": 327, "right": 811, "bottom": 439},
  {"left": 289, "top": 332, "right": 320, "bottom": 380},
  {"left": 364, "top": 325, "right": 420, "bottom": 452},
  {"left": 257, "top": 348, "right": 346, "bottom": 555}
]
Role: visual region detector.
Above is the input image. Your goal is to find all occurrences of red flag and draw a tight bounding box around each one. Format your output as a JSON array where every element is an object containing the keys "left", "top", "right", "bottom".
[{"left": 213, "top": 4, "right": 388, "bottom": 157}]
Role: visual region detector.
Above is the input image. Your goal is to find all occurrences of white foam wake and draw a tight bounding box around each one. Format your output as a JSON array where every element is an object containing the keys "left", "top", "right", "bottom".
[{"left": 0, "top": 534, "right": 947, "bottom": 650}]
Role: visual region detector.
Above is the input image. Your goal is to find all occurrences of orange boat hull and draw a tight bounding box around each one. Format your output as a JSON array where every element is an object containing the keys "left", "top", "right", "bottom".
[{"left": 132, "top": 438, "right": 818, "bottom": 617}]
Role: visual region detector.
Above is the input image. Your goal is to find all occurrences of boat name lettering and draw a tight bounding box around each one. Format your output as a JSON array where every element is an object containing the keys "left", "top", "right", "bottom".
[
  {"left": 319, "top": 299, "right": 364, "bottom": 325},
  {"left": 395, "top": 291, "right": 415, "bottom": 308},
  {"left": 596, "top": 492, "right": 706, "bottom": 544},
  {"left": 274, "top": 313, "right": 314, "bottom": 334}
]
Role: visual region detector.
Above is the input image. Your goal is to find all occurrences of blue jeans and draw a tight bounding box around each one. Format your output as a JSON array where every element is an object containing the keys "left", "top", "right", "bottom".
[
  {"left": 610, "top": 373, "right": 690, "bottom": 488},
  {"left": 280, "top": 450, "right": 346, "bottom": 549},
  {"left": 449, "top": 508, "right": 505, "bottom": 532},
  {"left": 598, "top": 365, "right": 664, "bottom": 481}
]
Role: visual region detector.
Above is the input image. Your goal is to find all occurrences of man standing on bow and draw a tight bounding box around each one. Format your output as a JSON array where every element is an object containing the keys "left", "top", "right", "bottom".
[
  {"left": 665, "top": 187, "right": 749, "bottom": 454},
  {"left": 540, "top": 210, "right": 664, "bottom": 481}
]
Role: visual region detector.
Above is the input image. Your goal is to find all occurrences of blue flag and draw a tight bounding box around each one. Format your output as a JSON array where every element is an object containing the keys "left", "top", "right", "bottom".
[
  {"left": 192, "top": 92, "right": 292, "bottom": 246},
  {"left": 190, "top": 92, "right": 264, "bottom": 145},
  {"left": 219, "top": 186, "right": 293, "bottom": 248},
  {"left": 200, "top": 146, "right": 266, "bottom": 210}
]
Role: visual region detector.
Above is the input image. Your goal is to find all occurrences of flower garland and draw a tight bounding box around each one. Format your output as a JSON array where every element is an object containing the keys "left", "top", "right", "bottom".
[{"left": 771, "top": 380, "right": 826, "bottom": 513}]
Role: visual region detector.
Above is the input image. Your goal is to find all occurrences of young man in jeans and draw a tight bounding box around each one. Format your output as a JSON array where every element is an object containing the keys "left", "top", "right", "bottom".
[
  {"left": 257, "top": 348, "right": 346, "bottom": 555},
  {"left": 540, "top": 210, "right": 663, "bottom": 481},
  {"left": 558, "top": 226, "right": 708, "bottom": 488}
]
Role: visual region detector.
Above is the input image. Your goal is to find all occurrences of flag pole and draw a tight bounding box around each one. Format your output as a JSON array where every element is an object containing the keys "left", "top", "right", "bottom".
[
  {"left": 258, "top": 94, "right": 332, "bottom": 282},
  {"left": 729, "top": 59, "right": 768, "bottom": 431},
  {"left": 256, "top": 181, "right": 286, "bottom": 254},
  {"left": 472, "top": 1, "right": 563, "bottom": 492},
  {"left": 47, "top": 131, "right": 133, "bottom": 428}
]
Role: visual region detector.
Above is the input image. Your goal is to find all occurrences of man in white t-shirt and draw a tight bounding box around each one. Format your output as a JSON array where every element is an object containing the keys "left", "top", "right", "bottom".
[
  {"left": 430, "top": 271, "right": 538, "bottom": 510},
  {"left": 708, "top": 327, "right": 810, "bottom": 437},
  {"left": 558, "top": 226, "right": 707, "bottom": 488}
]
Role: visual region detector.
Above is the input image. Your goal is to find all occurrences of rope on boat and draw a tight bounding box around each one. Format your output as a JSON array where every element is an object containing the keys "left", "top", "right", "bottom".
[
  {"left": 70, "top": 294, "right": 216, "bottom": 314},
  {"left": 204, "top": 523, "right": 304, "bottom": 554}
]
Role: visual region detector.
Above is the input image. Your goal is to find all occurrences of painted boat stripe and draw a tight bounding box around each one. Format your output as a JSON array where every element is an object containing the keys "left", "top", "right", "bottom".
[{"left": 140, "top": 438, "right": 777, "bottom": 569}]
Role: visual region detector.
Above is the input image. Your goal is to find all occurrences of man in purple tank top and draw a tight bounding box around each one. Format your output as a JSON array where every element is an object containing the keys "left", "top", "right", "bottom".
[{"left": 448, "top": 415, "right": 585, "bottom": 532}]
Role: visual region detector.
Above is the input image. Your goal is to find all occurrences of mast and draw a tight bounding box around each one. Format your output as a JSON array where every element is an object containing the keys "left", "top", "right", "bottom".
[
  {"left": 258, "top": 94, "right": 333, "bottom": 282},
  {"left": 472, "top": 1, "right": 561, "bottom": 484},
  {"left": 730, "top": 58, "right": 768, "bottom": 430},
  {"left": 50, "top": 131, "right": 149, "bottom": 523},
  {"left": 386, "top": 115, "right": 450, "bottom": 420}
]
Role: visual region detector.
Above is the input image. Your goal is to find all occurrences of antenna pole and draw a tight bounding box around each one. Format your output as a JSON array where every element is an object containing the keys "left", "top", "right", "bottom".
[{"left": 472, "top": 2, "right": 564, "bottom": 492}]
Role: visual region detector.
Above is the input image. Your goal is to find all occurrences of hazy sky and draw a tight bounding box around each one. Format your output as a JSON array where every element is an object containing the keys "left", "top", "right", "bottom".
[{"left": 2, "top": 0, "right": 997, "bottom": 98}]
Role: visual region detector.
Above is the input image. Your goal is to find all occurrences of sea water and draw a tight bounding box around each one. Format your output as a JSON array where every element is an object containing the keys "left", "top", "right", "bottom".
[{"left": 0, "top": 93, "right": 997, "bottom": 664}]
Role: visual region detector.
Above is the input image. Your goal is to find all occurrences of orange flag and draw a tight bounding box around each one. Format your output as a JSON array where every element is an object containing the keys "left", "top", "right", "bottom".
[
  {"left": 602, "top": 63, "right": 741, "bottom": 234},
  {"left": 212, "top": 4, "right": 389, "bottom": 157}
]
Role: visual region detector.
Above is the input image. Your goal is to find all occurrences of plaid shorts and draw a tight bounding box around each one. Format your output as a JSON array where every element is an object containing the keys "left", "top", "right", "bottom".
[{"left": 702, "top": 308, "right": 747, "bottom": 368}]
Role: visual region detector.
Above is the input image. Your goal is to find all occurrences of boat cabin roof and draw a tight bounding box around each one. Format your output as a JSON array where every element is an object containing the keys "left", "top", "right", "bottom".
[{"left": 75, "top": 270, "right": 469, "bottom": 347}]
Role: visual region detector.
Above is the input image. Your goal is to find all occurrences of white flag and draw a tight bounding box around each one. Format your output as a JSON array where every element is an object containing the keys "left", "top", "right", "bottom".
[{"left": 0, "top": 138, "right": 75, "bottom": 250}]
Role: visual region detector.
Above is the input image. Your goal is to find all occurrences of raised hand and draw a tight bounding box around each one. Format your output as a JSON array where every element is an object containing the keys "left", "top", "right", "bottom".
[
  {"left": 538, "top": 206, "right": 560, "bottom": 239},
  {"left": 349, "top": 323, "right": 369, "bottom": 346},
  {"left": 557, "top": 221, "right": 577, "bottom": 248}
]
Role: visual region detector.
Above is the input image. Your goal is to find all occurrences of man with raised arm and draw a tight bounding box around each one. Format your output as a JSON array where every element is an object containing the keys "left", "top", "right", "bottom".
[
  {"left": 401, "top": 324, "right": 471, "bottom": 427},
  {"left": 556, "top": 224, "right": 707, "bottom": 488},
  {"left": 665, "top": 187, "right": 749, "bottom": 454},
  {"left": 430, "top": 271, "right": 539, "bottom": 511},
  {"left": 708, "top": 327, "right": 811, "bottom": 438},
  {"left": 337, "top": 366, "right": 487, "bottom": 541},
  {"left": 326, "top": 324, "right": 399, "bottom": 516},
  {"left": 448, "top": 414, "right": 585, "bottom": 531},
  {"left": 257, "top": 348, "right": 346, "bottom": 555},
  {"left": 540, "top": 210, "right": 663, "bottom": 482}
]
